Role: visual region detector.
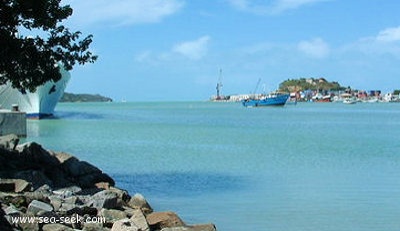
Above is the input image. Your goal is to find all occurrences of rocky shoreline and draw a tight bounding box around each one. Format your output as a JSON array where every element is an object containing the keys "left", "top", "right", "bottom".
[{"left": 0, "top": 134, "right": 216, "bottom": 231}]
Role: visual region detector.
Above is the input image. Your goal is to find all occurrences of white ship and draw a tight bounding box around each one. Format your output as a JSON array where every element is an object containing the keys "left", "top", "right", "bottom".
[{"left": 0, "top": 67, "right": 70, "bottom": 119}]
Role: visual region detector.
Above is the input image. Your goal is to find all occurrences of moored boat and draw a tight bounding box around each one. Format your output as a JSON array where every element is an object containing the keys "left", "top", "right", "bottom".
[
  {"left": 0, "top": 67, "right": 70, "bottom": 119},
  {"left": 343, "top": 98, "right": 357, "bottom": 104},
  {"left": 242, "top": 92, "right": 289, "bottom": 107}
]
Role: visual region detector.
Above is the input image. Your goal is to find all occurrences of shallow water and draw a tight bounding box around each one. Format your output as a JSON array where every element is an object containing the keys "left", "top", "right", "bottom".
[{"left": 25, "top": 102, "right": 400, "bottom": 231}]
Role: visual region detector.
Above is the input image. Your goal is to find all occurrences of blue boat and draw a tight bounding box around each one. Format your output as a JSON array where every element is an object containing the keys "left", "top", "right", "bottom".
[{"left": 242, "top": 93, "right": 290, "bottom": 107}]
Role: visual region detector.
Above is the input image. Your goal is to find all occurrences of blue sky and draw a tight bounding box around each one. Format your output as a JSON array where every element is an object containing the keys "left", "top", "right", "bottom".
[{"left": 62, "top": 0, "right": 400, "bottom": 101}]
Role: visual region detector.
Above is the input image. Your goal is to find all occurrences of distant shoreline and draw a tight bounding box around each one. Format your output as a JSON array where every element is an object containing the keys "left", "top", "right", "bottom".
[{"left": 60, "top": 92, "right": 113, "bottom": 103}]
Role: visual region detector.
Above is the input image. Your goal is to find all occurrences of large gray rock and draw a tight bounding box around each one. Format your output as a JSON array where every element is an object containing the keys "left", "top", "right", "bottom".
[
  {"left": 24, "top": 184, "right": 53, "bottom": 202},
  {"left": 56, "top": 152, "right": 115, "bottom": 188},
  {"left": 92, "top": 190, "right": 118, "bottom": 209},
  {"left": 82, "top": 222, "right": 109, "bottom": 231},
  {"left": 130, "top": 209, "right": 149, "bottom": 231},
  {"left": 146, "top": 211, "right": 185, "bottom": 230},
  {"left": 49, "top": 195, "right": 63, "bottom": 211},
  {"left": 128, "top": 193, "right": 152, "bottom": 214},
  {"left": 42, "top": 223, "right": 75, "bottom": 231},
  {"left": 53, "top": 186, "right": 82, "bottom": 198},
  {"left": 99, "top": 208, "right": 128, "bottom": 226},
  {"left": 4, "top": 204, "right": 21, "bottom": 216},
  {"left": 109, "top": 186, "right": 131, "bottom": 203},
  {"left": 27, "top": 200, "right": 53, "bottom": 216},
  {"left": 111, "top": 218, "right": 139, "bottom": 231},
  {"left": 13, "top": 179, "right": 31, "bottom": 192}
]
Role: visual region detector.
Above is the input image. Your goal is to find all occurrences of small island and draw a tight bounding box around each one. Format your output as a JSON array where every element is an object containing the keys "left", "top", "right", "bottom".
[{"left": 60, "top": 93, "right": 113, "bottom": 103}]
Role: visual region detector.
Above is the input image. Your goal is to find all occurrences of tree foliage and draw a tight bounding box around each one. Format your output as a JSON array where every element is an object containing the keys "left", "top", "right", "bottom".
[
  {"left": 279, "top": 78, "right": 346, "bottom": 92},
  {"left": 0, "top": 0, "right": 97, "bottom": 92}
]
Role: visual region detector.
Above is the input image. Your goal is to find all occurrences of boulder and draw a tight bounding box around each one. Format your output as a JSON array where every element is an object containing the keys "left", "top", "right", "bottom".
[
  {"left": 16, "top": 142, "right": 59, "bottom": 167},
  {"left": 61, "top": 156, "right": 101, "bottom": 177},
  {"left": 95, "top": 182, "right": 111, "bottom": 190},
  {"left": 4, "top": 204, "right": 21, "bottom": 216},
  {"left": 111, "top": 218, "right": 139, "bottom": 231},
  {"left": 146, "top": 211, "right": 185, "bottom": 230},
  {"left": 0, "top": 134, "right": 19, "bottom": 150},
  {"left": 130, "top": 209, "right": 150, "bottom": 231},
  {"left": 56, "top": 153, "right": 115, "bottom": 188},
  {"left": 53, "top": 186, "right": 82, "bottom": 198},
  {"left": 109, "top": 186, "right": 131, "bottom": 203},
  {"left": 77, "top": 172, "right": 115, "bottom": 189},
  {"left": 13, "top": 179, "right": 32, "bottom": 192},
  {"left": 16, "top": 215, "right": 40, "bottom": 231},
  {"left": 65, "top": 205, "right": 98, "bottom": 217},
  {"left": 100, "top": 208, "right": 128, "bottom": 225},
  {"left": 24, "top": 184, "right": 53, "bottom": 202},
  {"left": 27, "top": 200, "right": 53, "bottom": 216},
  {"left": 92, "top": 190, "right": 118, "bottom": 210},
  {"left": 49, "top": 195, "right": 63, "bottom": 211},
  {"left": 0, "top": 179, "right": 31, "bottom": 193},
  {"left": 14, "top": 170, "right": 53, "bottom": 190},
  {"left": 59, "top": 201, "right": 77, "bottom": 214},
  {"left": 128, "top": 193, "right": 153, "bottom": 214},
  {"left": 42, "top": 223, "right": 75, "bottom": 231},
  {"left": 82, "top": 222, "right": 109, "bottom": 231}
]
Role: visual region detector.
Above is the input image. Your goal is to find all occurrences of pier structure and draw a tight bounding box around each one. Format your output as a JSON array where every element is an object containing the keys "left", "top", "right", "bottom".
[{"left": 0, "top": 105, "right": 27, "bottom": 137}]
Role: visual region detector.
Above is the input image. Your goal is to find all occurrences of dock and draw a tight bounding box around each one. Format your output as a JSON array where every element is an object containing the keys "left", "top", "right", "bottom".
[{"left": 0, "top": 107, "right": 27, "bottom": 137}]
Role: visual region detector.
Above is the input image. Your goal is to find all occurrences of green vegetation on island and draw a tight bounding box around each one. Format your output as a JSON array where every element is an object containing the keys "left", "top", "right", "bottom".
[
  {"left": 279, "top": 77, "right": 347, "bottom": 92},
  {"left": 60, "top": 92, "right": 113, "bottom": 102}
]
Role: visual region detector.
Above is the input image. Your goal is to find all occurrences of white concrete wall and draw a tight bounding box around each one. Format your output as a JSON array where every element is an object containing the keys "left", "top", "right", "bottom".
[{"left": 0, "top": 111, "right": 27, "bottom": 137}]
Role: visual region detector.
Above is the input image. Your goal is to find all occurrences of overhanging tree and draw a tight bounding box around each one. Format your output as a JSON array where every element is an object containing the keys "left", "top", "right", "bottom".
[{"left": 0, "top": 0, "right": 97, "bottom": 92}]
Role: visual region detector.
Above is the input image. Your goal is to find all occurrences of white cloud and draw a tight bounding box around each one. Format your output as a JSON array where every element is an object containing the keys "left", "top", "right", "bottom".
[
  {"left": 297, "top": 38, "right": 330, "bottom": 58},
  {"left": 375, "top": 26, "right": 400, "bottom": 42},
  {"left": 63, "top": 0, "right": 184, "bottom": 27},
  {"left": 227, "top": 0, "right": 269, "bottom": 14},
  {"left": 340, "top": 26, "right": 400, "bottom": 58},
  {"left": 172, "top": 36, "right": 211, "bottom": 60},
  {"left": 227, "top": 0, "right": 328, "bottom": 14},
  {"left": 270, "top": 0, "right": 329, "bottom": 14}
]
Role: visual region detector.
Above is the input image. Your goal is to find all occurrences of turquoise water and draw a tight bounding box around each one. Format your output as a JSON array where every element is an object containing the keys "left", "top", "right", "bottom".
[{"left": 24, "top": 102, "right": 400, "bottom": 231}]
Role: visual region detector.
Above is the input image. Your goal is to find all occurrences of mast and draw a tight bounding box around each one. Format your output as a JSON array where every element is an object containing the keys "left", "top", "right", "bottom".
[
  {"left": 253, "top": 78, "right": 261, "bottom": 95},
  {"left": 216, "top": 69, "right": 223, "bottom": 99}
]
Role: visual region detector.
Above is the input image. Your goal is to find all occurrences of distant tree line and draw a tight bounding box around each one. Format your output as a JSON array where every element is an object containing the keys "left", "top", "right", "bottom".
[{"left": 60, "top": 92, "right": 112, "bottom": 102}]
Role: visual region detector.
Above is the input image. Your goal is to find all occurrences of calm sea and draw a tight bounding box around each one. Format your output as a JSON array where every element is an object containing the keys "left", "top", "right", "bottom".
[{"left": 24, "top": 102, "right": 400, "bottom": 231}]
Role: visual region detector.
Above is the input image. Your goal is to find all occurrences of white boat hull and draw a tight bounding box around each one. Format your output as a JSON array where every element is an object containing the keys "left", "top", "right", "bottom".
[{"left": 0, "top": 68, "right": 70, "bottom": 119}]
